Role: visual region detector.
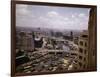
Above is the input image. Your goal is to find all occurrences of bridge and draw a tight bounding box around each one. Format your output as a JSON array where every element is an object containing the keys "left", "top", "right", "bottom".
[{"left": 32, "top": 49, "right": 78, "bottom": 58}]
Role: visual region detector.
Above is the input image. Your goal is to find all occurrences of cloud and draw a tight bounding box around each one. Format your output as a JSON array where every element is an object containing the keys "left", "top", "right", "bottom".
[
  {"left": 47, "top": 11, "right": 59, "bottom": 17},
  {"left": 71, "top": 14, "right": 75, "bottom": 18},
  {"left": 64, "top": 18, "right": 69, "bottom": 21},
  {"left": 16, "top": 4, "right": 29, "bottom": 16},
  {"left": 38, "top": 12, "right": 80, "bottom": 30},
  {"left": 16, "top": 4, "right": 90, "bottom": 30},
  {"left": 79, "top": 13, "right": 86, "bottom": 18}
]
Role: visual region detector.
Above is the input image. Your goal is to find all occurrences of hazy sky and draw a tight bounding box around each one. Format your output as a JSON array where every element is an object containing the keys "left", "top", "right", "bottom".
[{"left": 16, "top": 4, "right": 90, "bottom": 30}]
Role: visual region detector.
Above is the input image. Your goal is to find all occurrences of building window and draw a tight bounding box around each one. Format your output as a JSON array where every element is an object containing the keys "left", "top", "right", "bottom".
[
  {"left": 79, "top": 62, "right": 82, "bottom": 67},
  {"left": 84, "top": 50, "right": 87, "bottom": 54},
  {"left": 49, "top": 52, "right": 54, "bottom": 54},
  {"left": 82, "top": 35, "right": 88, "bottom": 38},
  {"left": 57, "top": 52, "right": 62, "bottom": 54},
  {"left": 80, "top": 41, "right": 83, "bottom": 46},
  {"left": 85, "top": 42, "right": 87, "bottom": 47},
  {"left": 83, "top": 64, "right": 86, "bottom": 68},
  {"left": 84, "top": 58, "right": 86, "bottom": 61},
  {"left": 74, "top": 67, "right": 77, "bottom": 69},
  {"left": 71, "top": 53, "right": 77, "bottom": 56},
  {"left": 79, "top": 48, "right": 83, "bottom": 53},
  {"left": 79, "top": 56, "right": 82, "bottom": 60}
]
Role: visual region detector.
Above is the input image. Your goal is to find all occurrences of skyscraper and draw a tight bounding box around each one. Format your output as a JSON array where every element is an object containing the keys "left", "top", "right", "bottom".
[{"left": 88, "top": 7, "right": 97, "bottom": 70}]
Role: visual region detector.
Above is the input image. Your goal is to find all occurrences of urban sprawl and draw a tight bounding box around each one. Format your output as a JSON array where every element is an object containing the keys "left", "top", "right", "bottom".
[{"left": 16, "top": 27, "right": 88, "bottom": 73}]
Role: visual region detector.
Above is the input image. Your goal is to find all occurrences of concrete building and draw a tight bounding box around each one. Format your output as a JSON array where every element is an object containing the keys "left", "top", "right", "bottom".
[
  {"left": 88, "top": 7, "right": 97, "bottom": 70},
  {"left": 77, "top": 31, "right": 88, "bottom": 70},
  {"left": 17, "top": 31, "right": 34, "bottom": 51},
  {"left": 73, "top": 37, "right": 79, "bottom": 45}
]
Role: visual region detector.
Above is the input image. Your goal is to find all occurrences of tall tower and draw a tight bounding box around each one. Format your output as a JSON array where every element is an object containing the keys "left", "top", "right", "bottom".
[
  {"left": 88, "top": 7, "right": 97, "bottom": 70},
  {"left": 70, "top": 31, "right": 73, "bottom": 41}
]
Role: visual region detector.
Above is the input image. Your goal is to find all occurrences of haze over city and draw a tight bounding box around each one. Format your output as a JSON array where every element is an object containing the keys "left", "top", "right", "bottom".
[{"left": 16, "top": 4, "right": 90, "bottom": 30}]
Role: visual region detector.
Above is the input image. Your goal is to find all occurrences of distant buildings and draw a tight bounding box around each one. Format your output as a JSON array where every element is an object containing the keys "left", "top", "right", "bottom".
[
  {"left": 16, "top": 31, "right": 34, "bottom": 51},
  {"left": 34, "top": 36, "right": 43, "bottom": 48},
  {"left": 63, "top": 31, "right": 73, "bottom": 41},
  {"left": 73, "top": 37, "right": 79, "bottom": 45}
]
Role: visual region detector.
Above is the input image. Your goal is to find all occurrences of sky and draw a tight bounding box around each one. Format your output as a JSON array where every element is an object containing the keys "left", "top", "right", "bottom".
[{"left": 16, "top": 4, "right": 90, "bottom": 30}]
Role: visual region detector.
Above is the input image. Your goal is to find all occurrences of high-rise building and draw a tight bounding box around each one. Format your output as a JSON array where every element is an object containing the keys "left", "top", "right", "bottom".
[
  {"left": 70, "top": 31, "right": 73, "bottom": 41},
  {"left": 88, "top": 7, "right": 97, "bottom": 70},
  {"left": 77, "top": 31, "right": 88, "bottom": 70}
]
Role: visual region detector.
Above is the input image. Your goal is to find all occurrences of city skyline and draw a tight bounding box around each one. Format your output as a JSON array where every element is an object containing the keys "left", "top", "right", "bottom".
[{"left": 16, "top": 4, "right": 90, "bottom": 30}]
